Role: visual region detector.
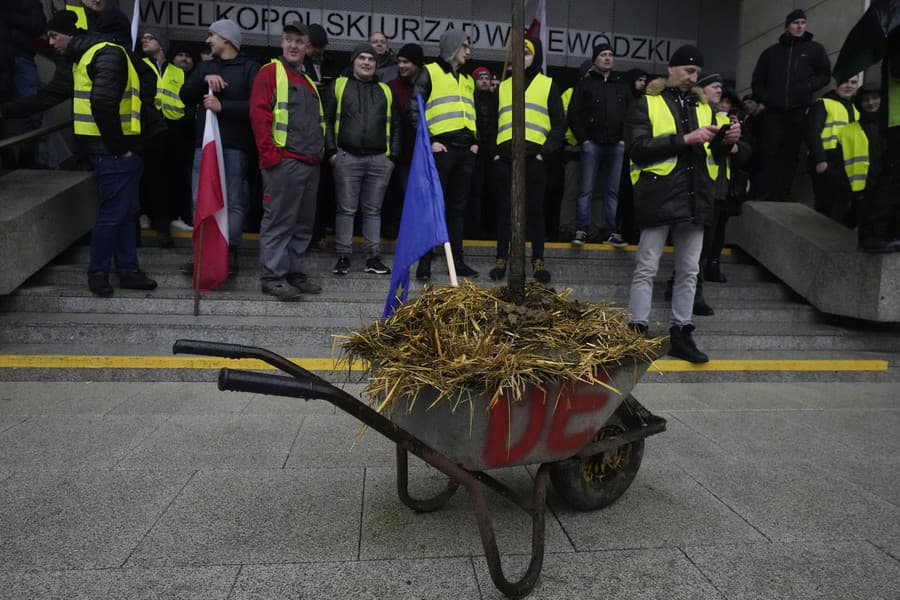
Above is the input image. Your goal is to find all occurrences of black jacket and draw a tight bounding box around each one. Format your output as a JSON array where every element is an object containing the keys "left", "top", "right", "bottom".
[
  {"left": 475, "top": 89, "right": 498, "bottom": 158},
  {"left": 181, "top": 53, "right": 259, "bottom": 151},
  {"left": 805, "top": 90, "right": 858, "bottom": 164},
  {"left": 408, "top": 58, "right": 478, "bottom": 148},
  {"left": 0, "top": 0, "right": 45, "bottom": 58},
  {"left": 568, "top": 68, "right": 632, "bottom": 144},
  {"left": 751, "top": 31, "right": 831, "bottom": 111},
  {"left": 324, "top": 75, "right": 400, "bottom": 157},
  {"left": 624, "top": 80, "right": 721, "bottom": 229}
]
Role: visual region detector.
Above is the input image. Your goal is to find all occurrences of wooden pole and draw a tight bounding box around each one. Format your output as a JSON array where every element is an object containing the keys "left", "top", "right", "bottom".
[{"left": 508, "top": 0, "right": 526, "bottom": 305}]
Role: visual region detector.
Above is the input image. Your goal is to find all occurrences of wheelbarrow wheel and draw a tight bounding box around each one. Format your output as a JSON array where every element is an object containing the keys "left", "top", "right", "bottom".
[{"left": 549, "top": 414, "right": 644, "bottom": 511}]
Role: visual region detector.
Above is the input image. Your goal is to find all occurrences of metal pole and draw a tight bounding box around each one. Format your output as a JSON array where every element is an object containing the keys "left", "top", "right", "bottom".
[{"left": 508, "top": 0, "right": 526, "bottom": 305}]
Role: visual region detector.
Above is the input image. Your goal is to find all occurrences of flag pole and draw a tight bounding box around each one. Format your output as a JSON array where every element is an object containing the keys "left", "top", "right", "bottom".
[
  {"left": 508, "top": 0, "right": 526, "bottom": 304},
  {"left": 193, "top": 221, "right": 205, "bottom": 316},
  {"left": 443, "top": 242, "right": 458, "bottom": 287}
]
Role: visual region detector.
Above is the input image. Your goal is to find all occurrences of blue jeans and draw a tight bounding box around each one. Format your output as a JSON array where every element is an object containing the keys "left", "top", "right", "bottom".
[
  {"left": 88, "top": 153, "right": 144, "bottom": 274},
  {"left": 575, "top": 141, "right": 625, "bottom": 232},
  {"left": 192, "top": 147, "right": 248, "bottom": 247}
]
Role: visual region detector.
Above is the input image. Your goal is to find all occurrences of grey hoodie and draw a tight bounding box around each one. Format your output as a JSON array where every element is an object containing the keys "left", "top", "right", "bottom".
[{"left": 439, "top": 30, "right": 468, "bottom": 65}]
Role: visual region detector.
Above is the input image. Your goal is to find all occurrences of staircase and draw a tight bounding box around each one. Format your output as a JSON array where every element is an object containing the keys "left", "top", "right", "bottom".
[{"left": 0, "top": 234, "right": 897, "bottom": 383}]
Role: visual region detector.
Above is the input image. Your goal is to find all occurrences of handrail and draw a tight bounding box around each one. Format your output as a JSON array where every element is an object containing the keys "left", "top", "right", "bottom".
[{"left": 0, "top": 120, "right": 72, "bottom": 153}]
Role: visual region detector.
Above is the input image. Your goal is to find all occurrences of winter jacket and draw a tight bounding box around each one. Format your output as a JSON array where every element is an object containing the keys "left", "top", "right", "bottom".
[
  {"left": 375, "top": 51, "right": 398, "bottom": 84},
  {"left": 408, "top": 57, "right": 478, "bottom": 148},
  {"left": 805, "top": 90, "right": 858, "bottom": 164},
  {"left": 568, "top": 67, "right": 632, "bottom": 144},
  {"left": 181, "top": 53, "right": 259, "bottom": 151},
  {"left": 494, "top": 79, "right": 566, "bottom": 160},
  {"left": 324, "top": 74, "right": 400, "bottom": 157},
  {"left": 0, "top": 0, "right": 45, "bottom": 58},
  {"left": 388, "top": 75, "right": 416, "bottom": 164},
  {"left": 475, "top": 88, "right": 498, "bottom": 158},
  {"left": 751, "top": 31, "right": 831, "bottom": 111},
  {"left": 624, "top": 78, "right": 719, "bottom": 229}
]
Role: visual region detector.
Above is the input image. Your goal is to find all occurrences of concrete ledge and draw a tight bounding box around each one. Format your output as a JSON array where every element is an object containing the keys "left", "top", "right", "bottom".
[
  {"left": 0, "top": 170, "right": 97, "bottom": 295},
  {"left": 732, "top": 201, "right": 900, "bottom": 322}
]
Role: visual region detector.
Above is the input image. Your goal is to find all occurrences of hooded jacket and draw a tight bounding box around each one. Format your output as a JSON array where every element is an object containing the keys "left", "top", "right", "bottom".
[
  {"left": 624, "top": 78, "right": 720, "bottom": 229},
  {"left": 324, "top": 72, "right": 400, "bottom": 157},
  {"left": 568, "top": 65, "right": 632, "bottom": 144},
  {"left": 751, "top": 31, "right": 831, "bottom": 110}
]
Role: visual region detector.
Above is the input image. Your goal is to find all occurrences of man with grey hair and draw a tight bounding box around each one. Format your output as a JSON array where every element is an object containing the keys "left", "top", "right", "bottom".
[
  {"left": 370, "top": 31, "right": 398, "bottom": 83},
  {"left": 409, "top": 29, "right": 479, "bottom": 280}
]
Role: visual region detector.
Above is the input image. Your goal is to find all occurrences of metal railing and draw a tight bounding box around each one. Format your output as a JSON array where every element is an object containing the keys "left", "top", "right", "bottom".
[{"left": 0, "top": 120, "right": 72, "bottom": 153}]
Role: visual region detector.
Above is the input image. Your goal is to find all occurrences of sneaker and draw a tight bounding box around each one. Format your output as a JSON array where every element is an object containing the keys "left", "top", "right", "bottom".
[
  {"left": 118, "top": 270, "right": 158, "bottom": 290},
  {"left": 87, "top": 272, "right": 113, "bottom": 297},
  {"left": 139, "top": 214, "right": 151, "bottom": 230},
  {"left": 170, "top": 218, "right": 193, "bottom": 232},
  {"left": 364, "top": 256, "right": 391, "bottom": 274},
  {"left": 489, "top": 258, "right": 507, "bottom": 281},
  {"left": 333, "top": 255, "right": 350, "bottom": 275},
  {"left": 262, "top": 281, "right": 301, "bottom": 301},
  {"left": 572, "top": 230, "right": 587, "bottom": 245},
  {"left": 605, "top": 232, "right": 627, "bottom": 248},
  {"left": 456, "top": 261, "right": 479, "bottom": 278},
  {"left": 532, "top": 259, "right": 551, "bottom": 284},
  {"left": 286, "top": 273, "right": 322, "bottom": 294}
]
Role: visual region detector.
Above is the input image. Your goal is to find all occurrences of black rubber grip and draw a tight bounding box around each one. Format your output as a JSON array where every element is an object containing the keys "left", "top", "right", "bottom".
[
  {"left": 217, "top": 368, "right": 335, "bottom": 400},
  {"left": 173, "top": 339, "right": 249, "bottom": 359}
]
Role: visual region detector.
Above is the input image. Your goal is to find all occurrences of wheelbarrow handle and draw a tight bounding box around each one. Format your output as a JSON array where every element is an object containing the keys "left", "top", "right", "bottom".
[
  {"left": 173, "top": 339, "right": 250, "bottom": 360},
  {"left": 218, "top": 368, "right": 338, "bottom": 401}
]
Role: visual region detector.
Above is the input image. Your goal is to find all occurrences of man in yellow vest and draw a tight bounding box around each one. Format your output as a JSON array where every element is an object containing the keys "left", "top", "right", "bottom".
[
  {"left": 408, "top": 29, "right": 480, "bottom": 280},
  {"left": 806, "top": 74, "right": 862, "bottom": 226},
  {"left": 249, "top": 21, "right": 324, "bottom": 300},
  {"left": 489, "top": 38, "right": 565, "bottom": 284},
  {"left": 139, "top": 27, "right": 193, "bottom": 248},
  {"left": 2, "top": 10, "right": 157, "bottom": 296},
  {"left": 625, "top": 45, "right": 740, "bottom": 363}
]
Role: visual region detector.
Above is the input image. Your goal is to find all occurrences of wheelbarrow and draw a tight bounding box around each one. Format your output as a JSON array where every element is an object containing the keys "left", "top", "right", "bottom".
[{"left": 173, "top": 339, "right": 667, "bottom": 599}]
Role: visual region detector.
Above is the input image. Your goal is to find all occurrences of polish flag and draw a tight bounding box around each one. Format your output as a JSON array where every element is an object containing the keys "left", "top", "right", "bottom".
[
  {"left": 525, "top": 0, "right": 548, "bottom": 73},
  {"left": 192, "top": 105, "right": 229, "bottom": 293}
]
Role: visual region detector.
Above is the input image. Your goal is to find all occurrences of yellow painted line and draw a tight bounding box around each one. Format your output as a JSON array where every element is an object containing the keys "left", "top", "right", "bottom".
[{"left": 0, "top": 355, "right": 887, "bottom": 372}]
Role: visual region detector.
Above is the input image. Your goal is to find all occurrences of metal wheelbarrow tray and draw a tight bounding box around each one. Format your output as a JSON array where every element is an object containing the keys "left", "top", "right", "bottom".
[{"left": 173, "top": 339, "right": 667, "bottom": 599}]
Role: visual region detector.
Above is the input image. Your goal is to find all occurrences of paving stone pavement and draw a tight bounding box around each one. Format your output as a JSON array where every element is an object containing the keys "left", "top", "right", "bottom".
[{"left": 0, "top": 381, "right": 898, "bottom": 599}]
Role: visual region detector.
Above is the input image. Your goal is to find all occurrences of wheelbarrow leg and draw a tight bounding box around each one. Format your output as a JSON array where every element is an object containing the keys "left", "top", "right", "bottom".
[
  {"left": 469, "top": 463, "right": 551, "bottom": 599},
  {"left": 396, "top": 445, "right": 460, "bottom": 513}
]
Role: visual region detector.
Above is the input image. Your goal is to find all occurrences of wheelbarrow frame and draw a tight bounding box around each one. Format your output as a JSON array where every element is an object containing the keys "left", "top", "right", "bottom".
[{"left": 173, "top": 339, "right": 666, "bottom": 599}]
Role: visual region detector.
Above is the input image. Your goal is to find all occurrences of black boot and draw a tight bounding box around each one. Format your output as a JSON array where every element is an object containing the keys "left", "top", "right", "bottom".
[
  {"left": 693, "top": 276, "right": 714, "bottom": 316},
  {"left": 228, "top": 246, "right": 239, "bottom": 278},
  {"left": 118, "top": 270, "right": 157, "bottom": 290},
  {"left": 668, "top": 324, "right": 709, "bottom": 363},
  {"left": 88, "top": 272, "right": 114, "bottom": 297},
  {"left": 704, "top": 259, "right": 727, "bottom": 283},
  {"left": 415, "top": 254, "right": 432, "bottom": 282}
]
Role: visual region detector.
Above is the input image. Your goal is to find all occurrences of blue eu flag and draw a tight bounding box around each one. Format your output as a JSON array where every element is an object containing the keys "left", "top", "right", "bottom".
[{"left": 383, "top": 94, "right": 450, "bottom": 318}]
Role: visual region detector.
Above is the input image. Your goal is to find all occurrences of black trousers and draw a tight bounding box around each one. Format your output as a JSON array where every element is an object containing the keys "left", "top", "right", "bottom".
[
  {"left": 141, "top": 124, "right": 192, "bottom": 234},
  {"left": 759, "top": 107, "right": 807, "bottom": 201},
  {"left": 810, "top": 161, "right": 854, "bottom": 227},
  {"left": 859, "top": 144, "right": 900, "bottom": 241},
  {"left": 433, "top": 145, "right": 476, "bottom": 258},
  {"left": 494, "top": 155, "right": 547, "bottom": 261}
]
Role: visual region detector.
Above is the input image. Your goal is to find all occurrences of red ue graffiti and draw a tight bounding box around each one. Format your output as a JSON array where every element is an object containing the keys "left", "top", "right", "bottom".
[{"left": 483, "top": 379, "right": 610, "bottom": 467}]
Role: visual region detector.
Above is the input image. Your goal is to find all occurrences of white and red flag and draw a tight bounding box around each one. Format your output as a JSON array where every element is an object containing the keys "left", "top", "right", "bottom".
[
  {"left": 192, "top": 103, "right": 229, "bottom": 295},
  {"left": 525, "top": 0, "right": 548, "bottom": 73}
]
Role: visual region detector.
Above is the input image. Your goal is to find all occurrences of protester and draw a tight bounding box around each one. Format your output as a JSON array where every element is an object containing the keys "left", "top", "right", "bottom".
[
  {"left": 172, "top": 48, "right": 195, "bottom": 73},
  {"left": 751, "top": 9, "right": 831, "bottom": 201},
  {"left": 489, "top": 38, "right": 565, "bottom": 284},
  {"left": 249, "top": 21, "right": 324, "bottom": 300},
  {"left": 370, "top": 31, "right": 398, "bottom": 83},
  {"left": 625, "top": 45, "right": 740, "bottom": 363},
  {"left": 469, "top": 65, "right": 498, "bottom": 239},
  {"left": 409, "top": 29, "right": 480, "bottom": 280},
  {"left": 325, "top": 43, "right": 398, "bottom": 277},
  {"left": 557, "top": 60, "right": 592, "bottom": 238},
  {"left": 568, "top": 43, "right": 632, "bottom": 247}
]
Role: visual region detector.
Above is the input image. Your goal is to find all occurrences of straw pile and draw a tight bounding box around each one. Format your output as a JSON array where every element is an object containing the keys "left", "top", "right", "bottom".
[{"left": 340, "top": 282, "right": 664, "bottom": 414}]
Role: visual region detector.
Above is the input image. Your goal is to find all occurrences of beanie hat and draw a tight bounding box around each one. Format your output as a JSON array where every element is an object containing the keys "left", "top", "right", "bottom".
[
  {"left": 308, "top": 23, "right": 328, "bottom": 49},
  {"left": 592, "top": 43, "right": 613, "bottom": 61},
  {"left": 141, "top": 26, "right": 170, "bottom": 55},
  {"left": 524, "top": 39, "right": 535, "bottom": 56},
  {"left": 696, "top": 73, "right": 722, "bottom": 88},
  {"left": 397, "top": 43, "right": 424, "bottom": 68},
  {"left": 439, "top": 29, "right": 468, "bottom": 63},
  {"left": 46, "top": 10, "right": 79, "bottom": 36},
  {"left": 785, "top": 9, "right": 806, "bottom": 26},
  {"left": 350, "top": 43, "right": 375, "bottom": 64},
  {"left": 669, "top": 44, "right": 704, "bottom": 68},
  {"left": 209, "top": 18, "right": 241, "bottom": 51},
  {"left": 472, "top": 66, "right": 491, "bottom": 79}
]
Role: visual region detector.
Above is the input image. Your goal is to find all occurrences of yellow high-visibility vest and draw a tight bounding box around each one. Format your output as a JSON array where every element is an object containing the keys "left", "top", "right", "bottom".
[
  {"left": 66, "top": 2, "right": 87, "bottom": 30},
  {"left": 423, "top": 63, "right": 476, "bottom": 137},
  {"left": 837, "top": 120, "right": 870, "bottom": 192},
  {"left": 630, "top": 94, "right": 711, "bottom": 185},
  {"left": 333, "top": 75, "right": 393, "bottom": 156},
  {"left": 142, "top": 58, "right": 185, "bottom": 120},
  {"left": 704, "top": 111, "right": 732, "bottom": 182},
  {"left": 269, "top": 59, "right": 324, "bottom": 148},
  {"left": 496, "top": 73, "right": 552, "bottom": 146},
  {"left": 561, "top": 87, "right": 578, "bottom": 146},
  {"left": 72, "top": 42, "right": 141, "bottom": 137},
  {"left": 818, "top": 98, "right": 859, "bottom": 151}
]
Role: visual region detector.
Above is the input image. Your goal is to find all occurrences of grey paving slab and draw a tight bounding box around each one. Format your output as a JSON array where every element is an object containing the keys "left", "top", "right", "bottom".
[
  {"left": 126, "top": 468, "right": 363, "bottom": 566},
  {"left": 116, "top": 415, "right": 303, "bottom": 469},
  {"left": 284, "top": 413, "right": 396, "bottom": 469},
  {"left": 660, "top": 382, "right": 814, "bottom": 410},
  {"left": 683, "top": 540, "right": 900, "bottom": 600},
  {"left": 360, "top": 466, "right": 574, "bottom": 560},
  {"left": 650, "top": 413, "right": 734, "bottom": 465},
  {"left": 807, "top": 450, "right": 900, "bottom": 507},
  {"left": 0, "top": 469, "right": 193, "bottom": 570},
  {"left": 0, "top": 416, "right": 27, "bottom": 434},
  {"left": 677, "top": 454, "right": 900, "bottom": 543},
  {"left": 0, "top": 566, "right": 238, "bottom": 600},
  {"left": 105, "top": 382, "right": 252, "bottom": 415},
  {"left": 869, "top": 531, "right": 900, "bottom": 563},
  {"left": 240, "top": 395, "right": 336, "bottom": 415},
  {"left": 0, "top": 382, "right": 132, "bottom": 415},
  {"left": 0, "top": 415, "right": 169, "bottom": 469},
  {"left": 230, "top": 558, "right": 480, "bottom": 599},
  {"left": 794, "top": 382, "right": 900, "bottom": 409},
  {"left": 474, "top": 548, "right": 723, "bottom": 600},
  {"left": 551, "top": 456, "right": 767, "bottom": 552},
  {"left": 798, "top": 409, "right": 900, "bottom": 454},
  {"left": 630, "top": 383, "right": 710, "bottom": 411}
]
